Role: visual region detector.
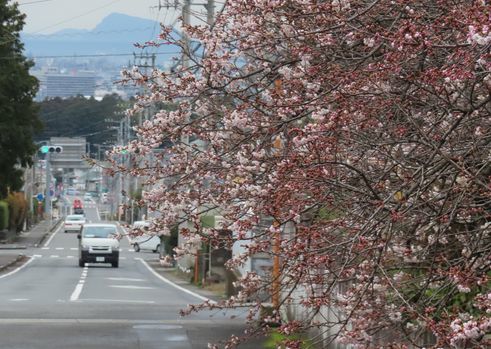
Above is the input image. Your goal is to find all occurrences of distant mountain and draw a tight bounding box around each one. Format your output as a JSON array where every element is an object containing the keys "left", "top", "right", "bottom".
[{"left": 21, "top": 13, "right": 179, "bottom": 61}]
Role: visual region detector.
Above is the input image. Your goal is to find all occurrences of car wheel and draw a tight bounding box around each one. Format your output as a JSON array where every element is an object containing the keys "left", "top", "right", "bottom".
[
  {"left": 112, "top": 260, "right": 119, "bottom": 268},
  {"left": 78, "top": 259, "right": 85, "bottom": 267},
  {"left": 153, "top": 244, "right": 160, "bottom": 253},
  {"left": 133, "top": 243, "right": 140, "bottom": 252}
]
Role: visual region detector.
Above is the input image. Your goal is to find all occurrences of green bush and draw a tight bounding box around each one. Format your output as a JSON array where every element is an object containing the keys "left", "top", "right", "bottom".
[
  {"left": 264, "top": 329, "right": 313, "bottom": 349},
  {"left": 7, "top": 192, "right": 27, "bottom": 233},
  {"left": 0, "top": 201, "right": 8, "bottom": 230}
]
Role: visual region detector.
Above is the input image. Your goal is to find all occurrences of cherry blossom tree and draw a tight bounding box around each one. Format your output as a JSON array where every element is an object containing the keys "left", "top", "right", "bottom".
[{"left": 112, "top": 0, "right": 491, "bottom": 347}]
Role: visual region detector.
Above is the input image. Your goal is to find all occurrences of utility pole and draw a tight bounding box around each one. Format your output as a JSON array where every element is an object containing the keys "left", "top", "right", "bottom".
[
  {"left": 206, "top": 0, "right": 214, "bottom": 26},
  {"left": 182, "top": 0, "right": 191, "bottom": 69}
]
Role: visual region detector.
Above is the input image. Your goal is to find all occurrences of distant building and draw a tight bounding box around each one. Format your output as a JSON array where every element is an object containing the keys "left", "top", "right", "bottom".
[{"left": 32, "top": 67, "right": 98, "bottom": 100}]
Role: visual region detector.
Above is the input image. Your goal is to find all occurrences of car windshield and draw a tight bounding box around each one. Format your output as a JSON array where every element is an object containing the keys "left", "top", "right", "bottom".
[
  {"left": 83, "top": 226, "right": 117, "bottom": 238},
  {"left": 67, "top": 216, "right": 84, "bottom": 221}
]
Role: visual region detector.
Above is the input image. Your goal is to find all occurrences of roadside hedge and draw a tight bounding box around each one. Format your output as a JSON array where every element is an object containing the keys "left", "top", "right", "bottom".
[
  {"left": 0, "top": 201, "right": 8, "bottom": 230},
  {"left": 6, "top": 192, "right": 27, "bottom": 233}
]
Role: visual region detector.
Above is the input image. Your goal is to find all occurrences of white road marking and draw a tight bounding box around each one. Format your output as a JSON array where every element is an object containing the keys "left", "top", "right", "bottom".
[
  {"left": 70, "top": 284, "right": 84, "bottom": 301},
  {"left": 95, "top": 205, "right": 101, "bottom": 221},
  {"left": 128, "top": 249, "right": 135, "bottom": 252},
  {"left": 106, "top": 277, "right": 146, "bottom": 282},
  {"left": 10, "top": 299, "right": 29, "bottom": 302},
  {"left": 80, "top": 298, "right": 155, "bottom": 304},
  {"left": 66, "top": 256, "right": 74, "bottom": 259},
  {"left": 70, "top": 248, "right": 77, "bottom": 251},
  {"left": 50, "top": 255, "right": 59, "bottom": 258},
  {"left": 55, "top": 247, "right": 64, "bottom": 250},
  {"left": 33, "top": 254, "right": 42, "bottom": 258},
  {"left": 0, "top": 256, "right": 36, "bottom": 280},
  {"left": 120, "top": 257, "right": 127, "bottom": 260},
  {"left": 0, "top": 318, "right": 230, "bottom": 325},
  {"left": 109, "top": 285, "right": 155, "bottom": 290},
  {"left": 137, "top": 258, "right": 216, "bottom": 304},
  {"left": 43, "top": 224, "right": 62, "bottom": 247},
  {"left": 70, "top": 265, "right": 88, "bottom": 301},
  {"left": 41, "top": 247, "right": 49, "bottom": 250}
]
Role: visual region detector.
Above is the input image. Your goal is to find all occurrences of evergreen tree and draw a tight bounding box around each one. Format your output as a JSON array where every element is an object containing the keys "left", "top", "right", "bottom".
[{"left": 0, "top": 0, "right": 41, "bottom": 197}]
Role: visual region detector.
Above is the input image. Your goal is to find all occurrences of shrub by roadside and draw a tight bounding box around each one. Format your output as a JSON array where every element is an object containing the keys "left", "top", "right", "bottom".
[
  {"left": 0, "top": 201, "right": 8, "bottom": 231},
  {"left": 6, "top": 192, "right": 27, "bottom": 233}
]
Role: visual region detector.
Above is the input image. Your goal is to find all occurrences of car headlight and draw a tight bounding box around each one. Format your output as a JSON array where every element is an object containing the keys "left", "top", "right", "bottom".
[{"left": 81, "top": 244, "right": 90, "bottom": 250}]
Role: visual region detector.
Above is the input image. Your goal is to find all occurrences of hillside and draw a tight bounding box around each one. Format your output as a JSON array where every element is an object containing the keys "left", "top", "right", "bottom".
[{"left": 21, "top": 13, "right": 179, "bottom": 61}]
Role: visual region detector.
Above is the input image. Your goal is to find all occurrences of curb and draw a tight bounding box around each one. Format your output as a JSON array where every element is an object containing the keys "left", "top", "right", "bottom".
[
  {"left": 34, "top": 233, "right": 49, "bottom": 248},
  {"left": 0, "top": 254, "right": 26, "bottom": 273},
  {"left": 0, "top": 245, "right": 27, "bottom": 250},
  {"left": 49, "top": 218, "right": 63, "bottom": 232}
]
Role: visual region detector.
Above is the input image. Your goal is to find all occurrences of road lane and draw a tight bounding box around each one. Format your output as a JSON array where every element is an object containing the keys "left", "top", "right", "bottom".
[{"left": 0, "top": 195, "right": 262, "bottom": 348}]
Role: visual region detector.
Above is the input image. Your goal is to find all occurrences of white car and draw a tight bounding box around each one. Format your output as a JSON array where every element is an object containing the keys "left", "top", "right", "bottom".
[
  {"left": 130, "top": 221, "right": 162, "bottom": 253},
  {"left": 64, "top": 214, "right": 86, "bottom": 233},
  {"left": 78, "top": 223, "right": 120, "bottom": 268},
  {"left": 83, "top": 193, "right": 92, "bottom": 202}
]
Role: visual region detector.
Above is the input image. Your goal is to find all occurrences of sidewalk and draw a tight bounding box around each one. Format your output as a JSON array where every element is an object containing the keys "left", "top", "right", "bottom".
[{"left": 0, "top": 219, "right": 61, "bottom": 273}]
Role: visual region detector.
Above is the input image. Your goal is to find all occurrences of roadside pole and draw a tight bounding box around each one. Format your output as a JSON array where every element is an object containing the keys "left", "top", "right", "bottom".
[{"left": 45, "top": 151, "right": 52, "bottom": 226}]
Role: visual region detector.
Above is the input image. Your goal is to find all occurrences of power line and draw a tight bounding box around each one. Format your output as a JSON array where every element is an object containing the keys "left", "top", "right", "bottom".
[
  {"left": 0, "top": 51, "right": 180, "bottom": 60},
  {"left": 18, "top": 0, "right": 57, "bottom": 5},
  {"left": 0, "top": 0, "right": 124, "bottom": 48},
  {"left": 24, "top": 26, "right": 157, "bottom": 38},
  {"left": 30, "top": 0, "right": 124, "bottom": 34}
]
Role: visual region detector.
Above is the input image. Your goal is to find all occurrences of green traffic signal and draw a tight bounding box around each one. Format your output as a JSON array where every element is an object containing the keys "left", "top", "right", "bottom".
[{"left": 40, "top": 145, "right": 50, "bottom": 153}]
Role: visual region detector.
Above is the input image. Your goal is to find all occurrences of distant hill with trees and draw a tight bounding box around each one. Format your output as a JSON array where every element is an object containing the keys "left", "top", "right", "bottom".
[{"left": 35, "top": 94, "right": 130, "bottom": 157}]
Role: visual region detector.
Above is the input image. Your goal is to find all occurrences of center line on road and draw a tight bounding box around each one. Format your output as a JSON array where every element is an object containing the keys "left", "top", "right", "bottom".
[
  {"left": 50, "top": 255, "right": 59, "bottom": 258},
  {"left": 55, "top": 247, "right": 64, "bottom": 250},
  {"left": 70, "top": 265, "right": 88, "bottom": 301}
]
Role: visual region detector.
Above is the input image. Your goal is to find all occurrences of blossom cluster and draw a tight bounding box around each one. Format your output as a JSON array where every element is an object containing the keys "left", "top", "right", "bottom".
[{"left": 110, "top": 0, "right": 491, "bottom": 347}]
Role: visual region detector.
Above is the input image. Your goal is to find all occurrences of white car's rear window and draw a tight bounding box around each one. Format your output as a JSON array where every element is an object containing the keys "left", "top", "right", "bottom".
[{"left": 67, "top": 215, "right": 84, "bottom": 221}]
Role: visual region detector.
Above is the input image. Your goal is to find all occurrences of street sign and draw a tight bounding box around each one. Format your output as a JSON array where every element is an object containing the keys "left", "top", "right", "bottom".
[{"left": 36, "top": 193, "right": 44, "bottom": 201}]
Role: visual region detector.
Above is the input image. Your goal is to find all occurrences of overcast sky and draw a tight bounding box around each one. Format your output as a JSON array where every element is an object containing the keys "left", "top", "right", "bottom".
[{"left": 17, "top": 0, "right": 180, "bottom": 34}]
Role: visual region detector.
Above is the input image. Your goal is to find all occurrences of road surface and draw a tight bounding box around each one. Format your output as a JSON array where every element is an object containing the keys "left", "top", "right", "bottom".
[{"left": 0, "top": 196, "right": 259, "bottom": 349}]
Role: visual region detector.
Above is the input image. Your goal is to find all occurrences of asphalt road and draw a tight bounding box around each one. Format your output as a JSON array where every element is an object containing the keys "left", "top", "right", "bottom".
[{"left": 0, "top": 196, "right": 260, "bottom": 349}]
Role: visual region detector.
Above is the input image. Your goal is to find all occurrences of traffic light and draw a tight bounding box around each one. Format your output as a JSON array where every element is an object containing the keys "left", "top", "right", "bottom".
[{"left": 40, "top": 145, "right": 63, "bottom": 154}]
